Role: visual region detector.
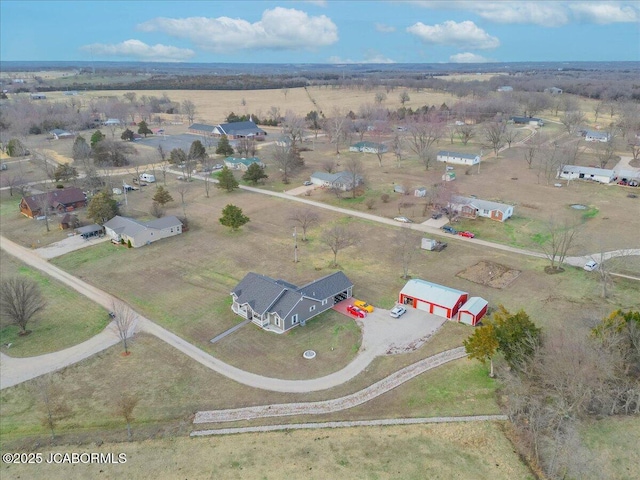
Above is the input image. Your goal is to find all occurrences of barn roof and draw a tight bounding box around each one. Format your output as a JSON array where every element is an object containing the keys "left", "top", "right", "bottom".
[
  {"left": 400, "top": 279, "right": 467, "bottom": 309},
  {"left": 459, "top": 297, "right": 488, "bottom": 316}
]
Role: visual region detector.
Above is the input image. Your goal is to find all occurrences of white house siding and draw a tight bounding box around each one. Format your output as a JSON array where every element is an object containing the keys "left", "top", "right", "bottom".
[{"left": 436, "top": 152, "right": 480, "bottom": 166}]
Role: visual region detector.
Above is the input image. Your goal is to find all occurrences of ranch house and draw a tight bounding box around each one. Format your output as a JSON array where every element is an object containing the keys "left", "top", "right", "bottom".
[
  {"left": 510, "top": 116, "right": 544, "bottom": 127},
  {"left": 310, "top": 171, "right": 363, "bottom": 192},
  {"left": 449, "top": 196, "right": 514, "bottom": 222},
  {"left": 188, "top": 123, "right": 216, "bottom": 136},
  {"left": 584, "top": 130, "right": 610, "bottom": 143},
  {"left": 558, "top": 165, "right": 615, "bottom": 184},
  {"left": 213, "top": 120, "right": 267, "bottom": 140},
  {"left": 223, "top": 156, "right": 264, "bottom": 171},
  {"left": 231, "top": 271, "right": 353, "bottom": 334},
  {"left": 19, "top": 188, "right": 87, "bottom": 219},
  {"left": 437, "top": 151, "right": 480, "bottom": 166},
  {"left": 349, "top": 141, "right": 388, "bottom": 154},
  {"left": 103, "top": 215, "right": 183, "bottom": 247}
]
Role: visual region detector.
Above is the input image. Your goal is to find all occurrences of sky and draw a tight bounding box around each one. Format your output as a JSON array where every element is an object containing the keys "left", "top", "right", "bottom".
[{"left": 1, "top": 1, "right": 639, "bottom": 64}]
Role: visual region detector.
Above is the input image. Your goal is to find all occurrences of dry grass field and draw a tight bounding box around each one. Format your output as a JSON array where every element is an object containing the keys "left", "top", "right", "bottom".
[
  {"left": 0, "top": 421, "right": 534, "bottom": 480},
  {"left": 0, "top": 252, "right": 109, "bottom": 357},
  {"left": 44, "top": 86, "right": 460, "bottom": 125}
]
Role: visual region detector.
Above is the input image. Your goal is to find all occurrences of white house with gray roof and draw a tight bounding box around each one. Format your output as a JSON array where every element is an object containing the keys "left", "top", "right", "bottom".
[
  {"left": 213, "top": 120, "right": 267, "bottom": 140},
  {"left": 103, "top": 215, "right": 182, "bottom": 247},
  {"left": 310, "top": 171, "right": 363, "bottom": 191},
  {"left": 557, "top": 165, "right": 615, "bottom": 184},
  {"left": 437, "top": 151, "right": 480, "bottom": 166},
  {"left": 450, "top": 196, "right": 514, "bottom": 222},
  {"left": 231, "top": 271, "right": 353, "bottom": 333}
]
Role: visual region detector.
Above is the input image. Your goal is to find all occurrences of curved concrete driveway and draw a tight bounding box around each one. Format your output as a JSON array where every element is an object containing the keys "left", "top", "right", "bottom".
[{"left": 0, "top": 236, "right": 443, "bottom": 392}]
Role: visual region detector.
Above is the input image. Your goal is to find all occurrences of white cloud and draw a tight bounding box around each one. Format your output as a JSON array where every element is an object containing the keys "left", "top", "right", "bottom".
[
  {"left": 569, "top": 3, "right": 639, "bottom": 24},
  {"left": 81, "top": 39, "right": 194, "bottom": 62},
  {"left": 406, "top": 1, "right": 639, "bottom": 27},
  {"left": 375, "top": 23, "right": 396, "bottom": 33},
  {"left": 138, "top": 7, "right": 338, "bottom": 53},
  {"left": 407, "top": 20, "right": 500, "bottom": 49},
  {"left": 449, "top": 52, "right": 492, "bottom": 63}
]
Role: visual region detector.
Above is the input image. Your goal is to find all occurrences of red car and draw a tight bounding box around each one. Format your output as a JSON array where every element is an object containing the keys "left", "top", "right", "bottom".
[
  {"left": 458, "top": 231, "right": 475, "bottom": 238},
  {"left": 347, "top": 305, "right": 367, "bottom": 318}
]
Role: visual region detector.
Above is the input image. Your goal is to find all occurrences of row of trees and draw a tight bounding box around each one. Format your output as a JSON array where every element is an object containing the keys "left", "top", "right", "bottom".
[{"left": 465, "top": 308, "right": 639, "bottom": 478}]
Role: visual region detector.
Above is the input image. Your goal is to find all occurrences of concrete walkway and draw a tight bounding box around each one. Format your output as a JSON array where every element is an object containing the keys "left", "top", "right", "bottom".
[
  {"left": 210, "top": 319, "right": 251, "bottom": 344},
  {"left": 191, "top": 414, "right": 508, "bottom": 437},
  {"left": 194, "top": 347, "right": 466, "bottom": 424}
]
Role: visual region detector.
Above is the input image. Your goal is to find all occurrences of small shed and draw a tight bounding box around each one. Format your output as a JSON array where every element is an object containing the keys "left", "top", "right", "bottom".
[
  {"left": 414, "top": 187, "right": 427, "bottom": 197},
  {"left": 442, "top": 171, "right": 456, "bottom": 182},
  {"left": 457, "top": 297, "right": 488, "bottom": 326}
]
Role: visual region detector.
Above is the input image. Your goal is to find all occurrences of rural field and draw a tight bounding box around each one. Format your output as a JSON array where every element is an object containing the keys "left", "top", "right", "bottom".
[
  {"left": 1, "top": 80, "right": 638, "bottom": 479},
  {"left": 0, "top": 421, "right": 535, "bottom": 480}
]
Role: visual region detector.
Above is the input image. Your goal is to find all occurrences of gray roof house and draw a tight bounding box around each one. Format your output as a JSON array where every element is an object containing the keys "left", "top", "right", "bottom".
[
  {"left": 213, "top": 120, "right": 267, "bottom": 139},
  {"left": 231, "top": 271, "right": 353, "bottom": 333},
  {"left": 557, "top": 165, "right": 615, "bottom": 184},
  {"left": 450, "top": 195, "right": 514, "bottom": 222},
  {"left": 103, "top": 215, "right": 183, "bottom": 247},
  {"left": 349, "top": 141, "right": 388, "bottom": 154},
  {"left": 310, "top": 171, "right": 363, "bottom": 191},
  {"left": 50, "top": 129, "right": 74, "bottom": 140},
  {"left": 188, "top": 123, "right": 216, "bottom": 135}
]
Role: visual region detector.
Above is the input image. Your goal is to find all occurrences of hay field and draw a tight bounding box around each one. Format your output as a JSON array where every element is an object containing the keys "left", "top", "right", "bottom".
[
  {"left": 45, "top": 86, "right": 460, "bottom": 124},
  {"left": 0, "top": 422, "right": 534, "bottom": 480}
]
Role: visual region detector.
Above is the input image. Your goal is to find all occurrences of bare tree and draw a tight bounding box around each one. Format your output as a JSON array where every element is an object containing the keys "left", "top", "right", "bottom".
[
  {"left": 321, "top": 158, "right": 337, "bottom": 173},
  {"left": 344, "top": 156, "right": 365, "bottom": 199},
  {"left": 391, "top": 131, "right": 404, "bottom": 168},
  {"left": 271, "top": 143, "right": 302, "bottom": 183},
  {"left": 396, "top": 225, "right": 418, "bottom": 279},
  {"left": 504, "top": 126, "right": 518, "bottom": 149},
  {"left": 456, "top": 124, "right": 475, "bottom": 145},
  {"left": 630, "top": 142, "right": 640, "bottom": 162},
  {"left": 321, "top": 224, "right": 358, "bottom": 267},
  {"left": 0, "top": 277, "right": 46, "bottom": 335},
  {"left": 407, "top": 114, "right": 444, "bottom": 170},
  {"left": 33, "top": 375, "right": 71, "bottom": 440},
  {"left": 289, "top": 208, "right": 320, "bottom": 241},
  {"left": 399, "top": 90, "right": 410, "bottom": 106},
  {"left": 111, "top": 301, "right": 137, "bottom": 355},
  {"left": 114, "top": 393, "right": 139, "bottom": 441},
  {"left": 595, "top": 132, "right": 619, "bottom": 169},
  {"left": 482, "top": 121, "right": 506, "bottom": 156},
  {"left": 282, "top": 111, "right": 306, "bottom": 147},
  {"left": 324, "top": 108, "right": 349, "bottom": 155},
  {"left": 560, "top": 110, "right": 586, "bottom": 135},
  {"left": 175, "top": 182, "right": 190, "bottom": 219},
  {"left": 535, "top": 218, "right": 580, "bottom": 272},
  {"left": 181, "top": 100, "right": 197, "bottom": 125}
]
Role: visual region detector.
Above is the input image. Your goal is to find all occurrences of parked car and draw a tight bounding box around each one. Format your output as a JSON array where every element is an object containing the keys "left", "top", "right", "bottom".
[
  {"left": 0, "top": 163, "right": 7, "bottom": 171},
  {"left": 458, "top": 231, "right": 475, "bottom": 238},
  {"left": 394, "top": 216, "right": 412, "bottom": 223},
  {"left": 389, "top": 305, "right": 407, "bottom": 318},
  {"left": 431, "top": 212, "right": 443, "bottom": 219},
  {"left": 212, "top": 164, "right": 224, "bottom": 170},
  {"left": 584, "top": 260, "right": 598, "bottom": 271},
  {"left": 303, "top": 181, "right": 313, "bottom": 186},
  {"left": 353, "top": 300, "right": 374, "bottom": 313},
  {"left": 347, "top": 305, "right": 367, "bottom": 318},
  {"left": 441, "top": 225, "right": 458, "bottom": 234},
  {"left": 630, "top": 180, "right": 639, "bottom": 187}
]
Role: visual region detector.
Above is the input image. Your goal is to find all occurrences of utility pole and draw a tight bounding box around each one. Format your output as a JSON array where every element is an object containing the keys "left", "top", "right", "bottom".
[{"left": 293, "top": 226, "right": 298, "bottom": 263}]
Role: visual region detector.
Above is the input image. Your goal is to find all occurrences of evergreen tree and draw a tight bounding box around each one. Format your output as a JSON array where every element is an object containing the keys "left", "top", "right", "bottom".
[
  {"left": 121, "top": 128, "right": 134, "bottom": 141},
  {"left": 188, "top": 140, "right": 207, "bottom": 161},
  {"left": 169, "top": 148, "right": 187, "bottom": 165},
  {"left": 137, "top": 120, "right": 152, "bottom": 137},
  {"left": 72, "top": 136, "right": 91, "bottom": 161},
  {"left": 242, "top": 162, "right": 268, "bottom": 185},
  {"left": 219, "top": 204, "right": 249, "bottom": 231},
  {"left": 216, "top": 166, "right": 239, "bottom": 192},
  {"left": 90, "top": 130, "right": 105, "bottom": 148},
  {"left": 87, "top": 190, "right": 119, "bottom": 223},
  {"left": 152, "top": 186, "right": 173, "bottom": 206},
  {"left": 463, "top": 323, "right": 499, "bottom": 377},
  {"left": 54, "top": 164, "right": 78, "bottom": 183},
  {"left": 215, "top": 135, "right": 234, "bottom": 156}
]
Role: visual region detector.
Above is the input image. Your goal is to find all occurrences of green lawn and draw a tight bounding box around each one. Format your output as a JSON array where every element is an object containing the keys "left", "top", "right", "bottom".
[{"left": 0, "top": 253, "right": 109, "bottom": 357}]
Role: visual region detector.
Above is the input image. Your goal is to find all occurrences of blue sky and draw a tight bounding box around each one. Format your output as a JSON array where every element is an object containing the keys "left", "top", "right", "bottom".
[{"left": 1, "top": 1, "right": 639, "bottom": 63}]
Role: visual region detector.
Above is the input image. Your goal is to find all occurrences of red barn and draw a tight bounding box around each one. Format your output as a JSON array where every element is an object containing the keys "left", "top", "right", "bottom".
[
  {"left": 457, "top": 297, "right": 489, "bottom": 326},
  {"left": 399, "top": 279, "right": 468, "bottom": 320}
]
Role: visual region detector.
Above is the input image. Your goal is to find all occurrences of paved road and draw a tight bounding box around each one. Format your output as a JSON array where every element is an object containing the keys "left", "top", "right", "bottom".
[{"left": 191, "top": 414, "right": 508, "bottom": 437}]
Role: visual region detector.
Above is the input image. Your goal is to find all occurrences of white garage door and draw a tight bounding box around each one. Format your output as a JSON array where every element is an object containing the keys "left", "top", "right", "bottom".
[
  {"left": 415, "top": 300, "right": 431, "bottom": 313},
  {"left": 459, "top": 311, "right": 473, "bottom": 325},
  {"left": 431, "top": 304, "right": 450, "bottom": 319}
]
